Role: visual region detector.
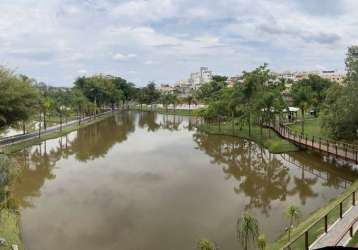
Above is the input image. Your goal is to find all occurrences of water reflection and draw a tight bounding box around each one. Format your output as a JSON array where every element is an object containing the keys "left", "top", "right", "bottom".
[
  {"left": 9, "top": 112, "right": 358, "bottom": 250},
  {"left": 69, "top": 112, "right": 136, "bottom": 161},
  {"left": 193, "top": 131, "right": 357, "bottom": 216}
]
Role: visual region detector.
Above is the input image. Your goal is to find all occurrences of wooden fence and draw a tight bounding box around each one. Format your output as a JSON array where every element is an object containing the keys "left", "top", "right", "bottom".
[{"left": 267, "top": 123, "right": 358, "bottom": 164}]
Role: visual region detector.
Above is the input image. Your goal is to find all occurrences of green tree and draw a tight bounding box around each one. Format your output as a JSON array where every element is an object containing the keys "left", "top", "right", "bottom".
[
  {"left": 136, "top": 89, "right": 147, "bottom": 110},
  {"left": 256, "top": 88, "right": 285, "bottom": 136},
  {"left": 169, "top": 92, "right": 179, "bottom": 112},
  {"left": 295, "top": 74, "right": 333, "bottom": 116},
  {"left": 284, "top": 205, "right": 301, "bottom": 241},
  {"left": 237, "top": 212, "right": 259, "bottom": 250},
  {"left": 321, "top": 83, "right": 358, "bottom": 139},
  {"left": 196, "top": 239, "right": 217, "bottom": 250},
  {"left": 240, "top": 64, "right": 271, "bottom": 136},
  {"left": 0, "top": 67, "right": 39, "bottom": 129},
  {"left": 345, "top": 45, "right": 358, "bottom": 84},
  {"left": 184, "top": 93, "right": 195, "bottom": 112},
  {"left": 70, "top": 89, "right": 90, "bottom": 123},
  {"left": 142, "top": 82, "right": 161, "bottom": 108},
  {"left": 257, "top": 234, "right": 267, "bottom": 250},
  {"left": 159, "top": 93, "right": 172, "bottom": 112},
  {"left": 320, "top": 46, "right": 358, "bottom": 140},
  {"left": 195, "top": 75, "right": 228, "bottom": 103},
  {"left": 290, "top": 83, "right": 313, "bottom": 134},
  {"left": 112, "top": 77, "right": 136, "bottom": 108}
]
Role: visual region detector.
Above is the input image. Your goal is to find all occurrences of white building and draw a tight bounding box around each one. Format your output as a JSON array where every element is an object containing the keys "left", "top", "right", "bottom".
[
  {"left": 158, "top": 84, "right": 176, "bottom": 94},
  {"left": 171, "top": 67, "right": 213, "bottom": 98},
  {"left": 188, "top": 67, "right": 213, "bottom": 89}
]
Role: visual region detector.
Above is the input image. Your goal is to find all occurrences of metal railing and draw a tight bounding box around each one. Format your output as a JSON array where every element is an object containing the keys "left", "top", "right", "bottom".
[
  {"left": 282, "top": 190, "right": 357, "bottom": 250},
  {"left": 269, "top": 123, "right": 358, "bottom": 164},
  {"left": 334, "top": 216, "right": 358, "bottom": 246},
  {"left": 0, "top": 111, "right": 113, "bottom": 146}
]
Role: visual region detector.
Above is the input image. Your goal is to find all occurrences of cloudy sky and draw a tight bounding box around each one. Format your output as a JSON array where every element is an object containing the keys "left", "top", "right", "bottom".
[{"left": 0, "top": 0, "right": 357, "bottom": 86}]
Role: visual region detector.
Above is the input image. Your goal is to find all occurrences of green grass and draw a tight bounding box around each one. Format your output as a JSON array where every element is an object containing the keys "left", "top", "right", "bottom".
[
  {"left": 288, "top": 118, "right": 330, "bottom": 140},
  {"left": 348, "top": 231, "right": 358, "bottom": 247},
  {"left": 131, "top": 107, "right": 197, "bottom": 116},
  {"left": 132, "top": 108, "right": 298, "bottom": 153},
  {"left": 269, "top": 180, "right": 358, "bottom": 250},
  {"left": 199, "top": 121, "right": 298, "bottom": 153},
  {"left": 0, "top": 209, "right": 24, "bottom": 250}
]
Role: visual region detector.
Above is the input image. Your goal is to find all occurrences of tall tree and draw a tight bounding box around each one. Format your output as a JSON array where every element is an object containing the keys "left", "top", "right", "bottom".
[
  {"left": 237, "top": 213, "right": 259, "bottom": 250},
  {"left": 240, "top": 64, "right": 271, "bottom": 136},
  {"left": 257, "top": 234, "right": 267, "bottom": 250},
  {"left": 196, "top": 239, "right": 217, "bottom": 250},
  {"left": 345, "top": 45, "right": 358, "bottom": 84},
  {"left": 284, "top": 205, "right": 301, "bottom": 241},
  {"left": 195, "top": 75, "right": 228, "bottom": 103},
  {"left": 0, "top": 67, "right": 39, "bottom": 129},
  {"left": 290, "top": 83, "right": 313, "bottom": 134},
  {"left": 112, "top": 77, "right": 136, "bottom": 108},
  {"left": 142, "top": 82, "right": 161, "bottom": 107}
]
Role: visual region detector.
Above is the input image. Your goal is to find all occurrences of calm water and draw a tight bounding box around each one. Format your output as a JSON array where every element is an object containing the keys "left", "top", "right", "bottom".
[{"left": 10, "top": 112, "right": 358, "bottom": 250}]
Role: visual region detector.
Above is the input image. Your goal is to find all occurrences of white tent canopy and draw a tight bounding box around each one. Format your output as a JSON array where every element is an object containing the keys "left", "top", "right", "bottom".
[{"left": 283, "top": 107, "right": 300, "bottom": 112}]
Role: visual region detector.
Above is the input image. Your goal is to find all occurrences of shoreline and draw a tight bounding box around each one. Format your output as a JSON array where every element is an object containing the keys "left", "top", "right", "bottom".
[
  {"left": 1, "top": 112, "right": 114, "bottom": 154},
  {"left": 0, "top": 112, "right": 115, "bottom": 250},
  {"left": 1, "top": 110, "right": 355, "bottom": 250},
  {"left": 130, "top": 108, "right": 299, "bottom": 153}
]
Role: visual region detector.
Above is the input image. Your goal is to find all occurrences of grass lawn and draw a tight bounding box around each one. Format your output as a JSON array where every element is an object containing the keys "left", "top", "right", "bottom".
[
  {"left": 199, "top": 121, "right": 298, "bottom": 153},
  {"left": 288, "top": 118, "right": 331, "bottom": 139},
  {"left": 348, "top": 231, "right": 358, "bottom": 247},
  {"left": 131, "top": 108, "right": 298, "bottom": 153},
  {"left": 132, "top": 107, "right": 196, "bottom": 116},
  {"left": 0, "top": 209, "right": 24, "bottom": 250}
]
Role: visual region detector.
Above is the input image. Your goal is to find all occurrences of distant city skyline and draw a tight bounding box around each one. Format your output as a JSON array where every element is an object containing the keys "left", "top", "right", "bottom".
[{"left": 1, "top": 0, "right": 357, "bottom": 87}]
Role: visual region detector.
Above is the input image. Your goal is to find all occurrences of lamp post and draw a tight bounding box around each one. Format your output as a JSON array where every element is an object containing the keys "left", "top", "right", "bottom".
[{"left": 59, "top": 105, "right": 65, "bottom": 131}]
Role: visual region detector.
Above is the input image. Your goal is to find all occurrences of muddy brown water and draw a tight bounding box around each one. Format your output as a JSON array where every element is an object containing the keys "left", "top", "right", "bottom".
[{"left": 10, "top": 112, "right": 358, "bottom": 250}]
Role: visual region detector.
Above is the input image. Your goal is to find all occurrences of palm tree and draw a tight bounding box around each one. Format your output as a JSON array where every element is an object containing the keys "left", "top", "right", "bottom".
[
  {"left": 284, "top": 205, "right": 301, "bottom": 241},
  {"left": 197, "top": 239, "right": 217, "bottom": 250},
  {"left": 237, "top": 212, "right": 259, "bottom": 250},
  {"left": 186, "top": 94, "right": 194, "bottom": 112},
  {"left": 41, "top": 97, "right": 52, "bottom": 130},
  {"left": 291, "top": 84, "right": 313, "bottom": 134},
  {"left": 257, "top": 234, "right": 267, "bottom": 250}
]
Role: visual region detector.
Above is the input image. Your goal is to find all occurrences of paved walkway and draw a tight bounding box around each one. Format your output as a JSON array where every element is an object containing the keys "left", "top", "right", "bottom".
[
  {"left": 310, "top": 204, "right": 358, "bottom": 249},
  {"left": 0, "top": 111, "right": 113, "bottom": 147}
]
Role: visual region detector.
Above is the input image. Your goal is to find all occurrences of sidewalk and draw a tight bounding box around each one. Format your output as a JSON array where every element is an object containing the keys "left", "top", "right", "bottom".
[
  {"left": 0, "top": 111, "right": 113, "bottom": 146},
  {"left": 310, "top": 205, "right": 358, "bottom": 249}
]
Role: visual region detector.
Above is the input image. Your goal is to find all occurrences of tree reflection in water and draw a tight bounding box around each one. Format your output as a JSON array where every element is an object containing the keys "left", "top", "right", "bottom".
[
  {"left": 7, "top": 112, "right": 358, "bottom": 250},
  {"left": 193, "top": 131, "right": 358, "bottom": 216},
  {"left": 10, "top": 112, "right": 357, "bottom": 218}
]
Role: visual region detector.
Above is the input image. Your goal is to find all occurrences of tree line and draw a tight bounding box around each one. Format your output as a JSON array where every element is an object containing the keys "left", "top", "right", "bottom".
[
  {"left": 0, "top": 70, "right": 138, "bottom": 132},
  {"left": 1, "top": 46, "right": 357, "bottom": 140}
]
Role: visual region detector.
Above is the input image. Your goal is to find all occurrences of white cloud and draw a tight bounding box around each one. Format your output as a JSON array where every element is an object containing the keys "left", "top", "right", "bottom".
[
  {"left": 113, "top": 53, "right": 137, "bottom": 61},
  {"left": 144, "top": 60, "right": 156, "bottom": 65},
  {"left": 0, "top": 0, "right": 356, "bottom": 86}
]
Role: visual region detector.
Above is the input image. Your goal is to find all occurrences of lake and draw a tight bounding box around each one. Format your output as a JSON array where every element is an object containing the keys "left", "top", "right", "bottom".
[{"left": 10, "top": 112, "right": 358, "bottom": 250}]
